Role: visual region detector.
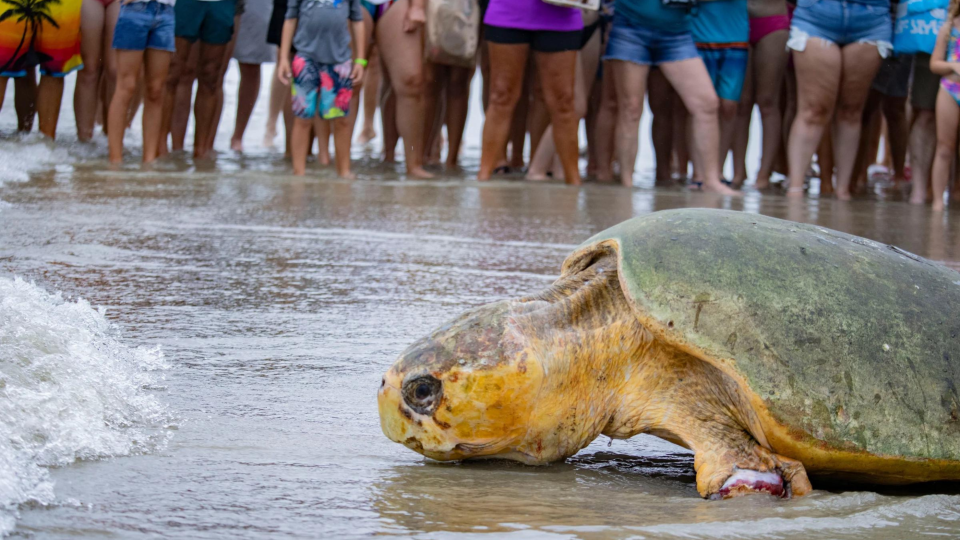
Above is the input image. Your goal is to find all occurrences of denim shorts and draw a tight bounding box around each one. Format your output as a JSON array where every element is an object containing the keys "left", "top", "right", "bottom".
[
  {"left": 112, "top": 1, "right": 176, "bottom": 52},
  {"left": 175, "top": 0, "right": 237, "bottom": 45},
  {"left": 604, "top": 13, "right": 699, "bottom": 66},
  {"left": 789, "top": 0, "right": 892, "bottom": 57}
]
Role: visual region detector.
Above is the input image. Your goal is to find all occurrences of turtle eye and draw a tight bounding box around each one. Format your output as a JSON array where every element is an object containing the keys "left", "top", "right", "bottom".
[{"left": 402, "top": 375, "right": 442, "bottom": 415}]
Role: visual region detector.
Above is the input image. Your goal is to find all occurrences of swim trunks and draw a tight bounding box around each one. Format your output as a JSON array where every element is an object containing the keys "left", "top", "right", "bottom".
[
  {"left": 291, "top": 54, "right": 354, "bottom": 120},
  {"left": 0, "top": 0, "right": 83, "bottom": 77},
  {"left": 696, "top": 45, "right": 748, "bottom": 101},
  {"left": 175, "top": 0, "right": 237, "bottom": 45}
]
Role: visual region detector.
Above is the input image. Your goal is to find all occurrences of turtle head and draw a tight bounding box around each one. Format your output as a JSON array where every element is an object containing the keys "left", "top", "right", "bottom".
[
  {"left": 379, "top": 248, "right": 642, "bottom": 465},
  {"left": 378, "top": 299, "right": 548, "bottom": 463}
]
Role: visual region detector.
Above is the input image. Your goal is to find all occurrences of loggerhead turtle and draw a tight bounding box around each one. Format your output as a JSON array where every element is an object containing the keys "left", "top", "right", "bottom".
[{"left": 378, "top": 209, "right": 960, "bottom": 499}]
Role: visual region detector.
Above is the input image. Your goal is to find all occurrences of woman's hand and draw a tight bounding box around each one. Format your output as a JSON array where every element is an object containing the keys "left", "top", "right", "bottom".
[{"left": 403, "top": 3, "right": 426, "bottom": 33}]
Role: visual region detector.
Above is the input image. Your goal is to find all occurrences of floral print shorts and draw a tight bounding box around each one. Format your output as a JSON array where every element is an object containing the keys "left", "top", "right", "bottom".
[{"left": 291, "top": 54, "right": 353, "bottom": 120}]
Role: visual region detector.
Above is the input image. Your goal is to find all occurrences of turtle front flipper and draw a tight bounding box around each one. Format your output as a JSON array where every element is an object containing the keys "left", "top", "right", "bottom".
[{"left": 694, "top": 437, "right": 812, "bottom": 499}]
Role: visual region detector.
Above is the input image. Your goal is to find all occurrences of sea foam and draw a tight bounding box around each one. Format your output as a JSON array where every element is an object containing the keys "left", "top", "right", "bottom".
[{"left": 0, "top": 277, "right": 171, "bottom": 536}]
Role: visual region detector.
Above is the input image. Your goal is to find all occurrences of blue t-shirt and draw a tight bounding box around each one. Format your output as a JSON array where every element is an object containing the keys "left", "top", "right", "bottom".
[
  {"left": 615, "top": 0, "right": 691, "bottom": 33},
  {"left": 691, "top": 0, "right": 748, "bottom": 44}
]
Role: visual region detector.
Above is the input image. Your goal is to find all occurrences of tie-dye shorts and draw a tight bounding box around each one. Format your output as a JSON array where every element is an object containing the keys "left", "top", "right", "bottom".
[{"left": 290, "top": 54, "right": 353, "bottom": 121}]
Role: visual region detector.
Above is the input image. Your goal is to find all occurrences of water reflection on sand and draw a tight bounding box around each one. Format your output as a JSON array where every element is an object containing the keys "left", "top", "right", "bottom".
[{"left": 3, "top": 163, "right": 960, "bottom": 539}]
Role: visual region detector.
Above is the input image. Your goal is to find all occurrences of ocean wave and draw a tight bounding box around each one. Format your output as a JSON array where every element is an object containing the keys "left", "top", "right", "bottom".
[{"left": 0, "top": 277, "right": 171, "bottom": 536}]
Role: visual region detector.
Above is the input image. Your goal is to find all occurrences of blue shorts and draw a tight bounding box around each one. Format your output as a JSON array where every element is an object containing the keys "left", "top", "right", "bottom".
[
  {"left": 174, "top": 0, "right": 237, "bottom": 45},
  {"left": 789, "top": 0, "right": 893, "bottom": 56},
  {"left": 112, "top": 1, "right": 176, "bottom": 52},
  {"left": 696, "top": 46, "right": 748, "bottom": 101},
  {"left": 604, "top": 13, "right": 699, "bottom": 66}
]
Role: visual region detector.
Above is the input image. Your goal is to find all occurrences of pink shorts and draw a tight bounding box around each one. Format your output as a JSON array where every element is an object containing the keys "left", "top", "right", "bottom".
[{"left": 749, "top": 14, "right": 790, "bottom": 46}]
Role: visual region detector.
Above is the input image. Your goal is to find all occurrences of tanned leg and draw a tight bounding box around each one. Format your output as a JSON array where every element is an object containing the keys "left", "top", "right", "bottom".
[
  {"left": 479, "top": 42, "right": 530, "bottom": 180},
  {"left": 14, "top": 71, "right": 37, "bottom": 132},
  {"left": 141, "top": 49, "right": 172, "bottom": 163},
  {"left": 36, "top": 76, "right": 65, "bottom": 139},
  {"left": 231, "top": 62, "right": 262, "bottom": 152}
]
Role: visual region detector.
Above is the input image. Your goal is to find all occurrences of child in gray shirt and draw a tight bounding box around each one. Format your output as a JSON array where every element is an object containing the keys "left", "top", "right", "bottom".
[{"left": 278, "top": 0, "right": 366, "bottom": 178}]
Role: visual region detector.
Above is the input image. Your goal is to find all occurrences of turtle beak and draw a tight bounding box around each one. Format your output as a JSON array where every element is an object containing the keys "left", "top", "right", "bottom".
[{"left": 378, "top": 371, "right": 408, "bottom": 444}]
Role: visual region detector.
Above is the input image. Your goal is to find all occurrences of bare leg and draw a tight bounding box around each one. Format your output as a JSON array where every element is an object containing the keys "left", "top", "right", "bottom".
[
  {"left": 648, "top": 68, "right": 674, "bottom": 185},
  {"left": 594, "top": 60, "right": 617, "bottom": 182},
  {"left": 661, "top": 58, "right": 739, "bottom": 195},
  {"left": 141, "top": 49, "right": 172, "bottom": 163},
  {"left": 376, "top": 0, "right": 432, "bottom": 178},
  {"left": 832, "top": 43, "right": 883, "bottom": 200},
  {"left": 786, "top": 39, "right": 841, "bottom": 197},
  {"left": 444, "top": 65, "right": 472, "bottom": 169},
  {"left": 881, "top": 95, "right": 908, "bottom": 183},
  {"left": 264, "top": 64, "right": 285, "bottom": 147},
  {"left": 752, "top": 28, "right": 788, "bottom": 188},
  {"left": 14, "top": 71, "right": 37, "bottom": 132},
  {"left": 479, "top": 42, "right": 530, "bottom": 180},
  {"left": 76, "top": 0, "right": 106, "bottom": 141},
  {"left": 317, "top": 117, "right": 331, "bottom": 165},
  {"left": 357, "top": 46, "right": 380, "bottom": 144},
  {"left": 193, "top": 42, "right": 228, "bottom": 158},
  {"left": 380, "top": 79, "right": 398, "bottom": 162},
  {"left": 851, "top": 89, "right": 881, "bottom": 195},
  {"left": 291, "top": 117, "right": 312, "bottom": 175},
  {"left": 732, "top": 57, "right": 752, "bottom": 188},
  {"left": 108, "top": 50, "right": 145, "bottom": 163},
  {"left": 201, "top": 16, "right": 240, "bottom": 156},
  {"left": 421, "top": 61, "right": 445, "bottom": 165},
  {"left": 231, "top": 62, "right": 262, "bottom": 152},
  {"left": 159, "top": 38, "right": 195, "bottom": 156},
  {"left": 331, "top": 116, "right": 355, "bottom": 178},
  {"left": 36, "top": 76, "right": 65, "bottom": 139},
  {"left": 909, "top": 109, "right": 936, "bottom": 204},
  {"left": 535, "top": 49, "right": 581, "bottom": 185},
  {"left": 610, "top": 60, "right": 649, "bottom": 187},
  {"left": 931, "top": 89, "right": 959, "bottom": 212}
]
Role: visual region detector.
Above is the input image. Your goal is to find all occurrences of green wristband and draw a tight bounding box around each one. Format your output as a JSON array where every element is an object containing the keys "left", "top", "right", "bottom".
[{"left": 354, "top": 58, "right": 368, "bottom": 67}]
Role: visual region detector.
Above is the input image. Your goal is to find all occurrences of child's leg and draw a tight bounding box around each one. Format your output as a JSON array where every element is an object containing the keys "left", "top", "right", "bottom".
[
  {"left": 109, "top": 50, "right": 146, "bottom": 163},
  {"left": 142, "top": 49, "right": 173, "bottom": 163},
  {"left": 932, "top": 88, "right": 960, "bottom": 211},
  {"left": 291, "top": 117, "right": 313, "bottom": 175},
  {"left": 331, "top": 117, "right": 354, "bottom": 178}
]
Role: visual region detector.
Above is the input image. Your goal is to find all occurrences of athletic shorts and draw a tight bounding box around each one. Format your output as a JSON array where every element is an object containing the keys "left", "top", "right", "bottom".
[
  {"left": 291, "top": 54, "right": 354, "bottom": 120},
  {"left": 483, "top": 24, "right": 581, "bottom": 53},
  {"left": 789, "top": 0, "right": 892, "bottom": 58},
  {"left": 912, "top": 52, "right": 940, "bottom": 111},
  {"left": 696, "top": 45, "right": 748, "bottom": 102},
  {"left": 604, "top": 12, "right": 699, "bottom": 66},
  {"left": 112, "top": 1, "right": 176, "bottom": 52},
  {"left": 175, "top": 0, "right": 237, "bottom": 45},
  {"left": 871, "top": 54, "right": 911, "bottom": 98}
]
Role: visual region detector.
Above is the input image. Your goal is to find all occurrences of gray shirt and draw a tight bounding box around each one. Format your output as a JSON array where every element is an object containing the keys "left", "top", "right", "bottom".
[{"left": 286, "top": 0, "right": 363, "bottom": 65}]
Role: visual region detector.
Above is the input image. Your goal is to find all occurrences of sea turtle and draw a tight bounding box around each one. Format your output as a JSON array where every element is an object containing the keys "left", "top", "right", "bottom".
[{"left": 377, "top": 208, "right": 960, "bottom": 499}]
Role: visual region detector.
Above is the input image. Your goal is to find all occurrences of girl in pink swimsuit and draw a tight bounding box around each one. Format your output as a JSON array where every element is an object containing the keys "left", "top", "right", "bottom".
[{"left": 929, "top": 1, "right": 960, "bottom": 211}]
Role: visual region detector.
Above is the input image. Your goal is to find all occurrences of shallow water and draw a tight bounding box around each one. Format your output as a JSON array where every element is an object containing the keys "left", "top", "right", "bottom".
[{"left": 3, "top": 66, "right": 960, "bottom": 539}]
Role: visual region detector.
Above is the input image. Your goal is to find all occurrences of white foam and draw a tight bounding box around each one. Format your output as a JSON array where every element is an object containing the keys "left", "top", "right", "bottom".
[{"left": 0, "top": 277, "right": 171, "bottom": 536}]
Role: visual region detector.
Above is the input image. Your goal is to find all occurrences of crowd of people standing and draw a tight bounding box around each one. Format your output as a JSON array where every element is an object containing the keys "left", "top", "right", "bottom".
[{"left": 0, "top": 0, "right": 958, "bottom": 209}]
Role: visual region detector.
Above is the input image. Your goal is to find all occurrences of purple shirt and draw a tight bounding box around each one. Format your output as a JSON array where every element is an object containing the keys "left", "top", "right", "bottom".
[{"left": 484, "top": 0, "right": 582, "bottom": 32}]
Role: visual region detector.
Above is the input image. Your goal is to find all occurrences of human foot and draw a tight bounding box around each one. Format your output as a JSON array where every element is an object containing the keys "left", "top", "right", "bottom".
[
  {"left": 263, "top": 129, "right": 277, "bottom": 149},
  {"left": 231, "top": 138, "right": 243, "bottom": 153},
  {"left": 356, "top": 127, "right": 376, "bottom": 145},
  {"left": 408, "top": 166, "right": 434, "bottom": 179},
  {"left": 702, "top": 180, "right": 743, "bottom": 197},
  {"left": 786, "top": 186, "right": 805, "bottom": 198}
]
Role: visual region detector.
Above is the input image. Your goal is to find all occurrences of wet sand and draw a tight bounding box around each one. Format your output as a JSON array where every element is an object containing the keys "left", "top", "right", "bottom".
[
  {"left": 3, "top": 160, "right": 960, "bottom": 539},
  {"left": 3, "top": 66, "right": 960, "bottom": 539}
]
